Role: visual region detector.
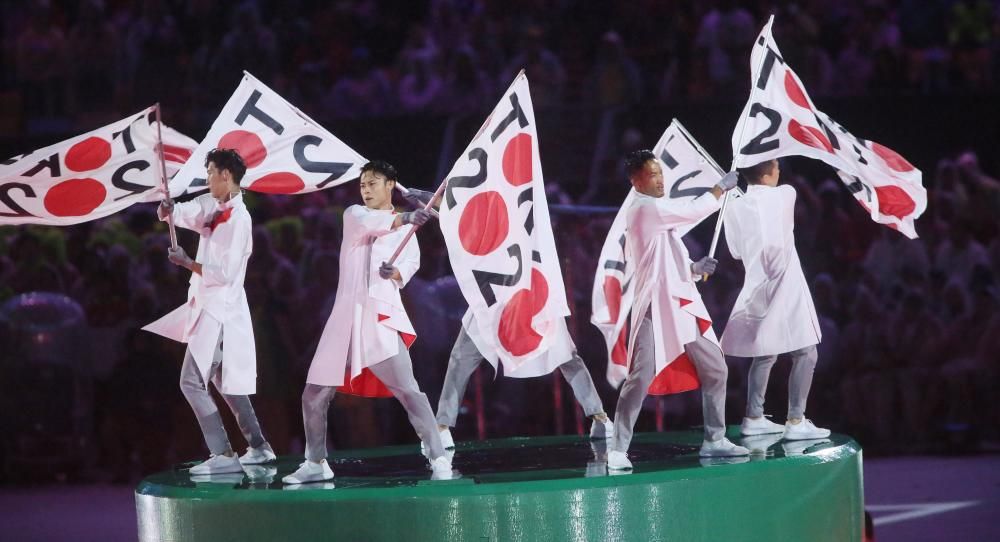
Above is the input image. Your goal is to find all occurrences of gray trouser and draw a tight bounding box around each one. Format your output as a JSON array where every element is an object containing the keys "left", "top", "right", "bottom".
[
  {"left": 612, "top": 314, "right": 728, "bottom": 453},
  {"left": 435, "top": 325, "right": 605, "bottom": 428},
  {"left": 179, "top": 331, "right": 266, "bottom": 456},
  {"left": 746, "top": 345, "right": 818, "bottom": 420},
  {"left": 302, "top": 338, "right": 445, "bottom": 462}
]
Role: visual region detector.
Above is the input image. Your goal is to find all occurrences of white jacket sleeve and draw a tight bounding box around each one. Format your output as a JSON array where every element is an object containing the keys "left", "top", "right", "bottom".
[
  {"left": 648, "top": 192, "right": 722, "bottom": 232},
  {"left": 168, "top": 196, "right": 212, "bottom": 232},
  {"left": 344, "top": 205, "right": 398, "bottom": 243},
  {"left": 392, "top": 234, "right": 421, "bottom": 289}
]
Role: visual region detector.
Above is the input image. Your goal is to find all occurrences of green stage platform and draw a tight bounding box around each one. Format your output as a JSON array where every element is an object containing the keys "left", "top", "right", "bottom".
[{"left": 136, "top": 428, "right": 863, "bottom": 542}]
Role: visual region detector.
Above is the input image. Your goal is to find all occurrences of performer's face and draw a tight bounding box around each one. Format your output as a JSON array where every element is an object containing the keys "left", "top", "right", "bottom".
[
  {"left": 360, "top": 171, "right": 394, "bottom": 210},
  {"left": 206, "top": 162, "right": 234, "bottom": 200},
  {"left": 631, "top": 159, "right": 664, "bottom": 198}
]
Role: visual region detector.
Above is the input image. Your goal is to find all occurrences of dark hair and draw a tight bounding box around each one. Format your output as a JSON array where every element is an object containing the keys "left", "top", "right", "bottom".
[
  {"left": 205, "top": 148, "right": 247, "bottom": 184},
  {"left": 624, "top": 149, "right": 656, "bottom": 182},
  {"left": 738, "top": 159, "right": 777, "bottom": 185},
  {"left": 360, "top": 160, "right": 399, "bottom": 183}
]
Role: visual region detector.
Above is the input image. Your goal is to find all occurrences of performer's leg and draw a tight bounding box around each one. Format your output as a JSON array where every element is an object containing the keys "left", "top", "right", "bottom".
[
  {"left": 179, "top": 349, "right": 232, "bottom": 456},
  {"left": 559, "top": 353, "right": 606, "bottom": 418},
  {"left": 611, "top": 315, "right": 656, "bottom": 453},
  {"left": 746, "top": 355, "right": 778, "bottom": 418},
  {"left": 684, "top": 334, "right": 729, "bottom": 442},
  {"left": 301, "top": 384, "right": 337, "bottom": 462},
  {"left": 787, "top": 345, "right": 818, "bottom": 421},
  {"left": 215, "top": 333, "right": 267, "bottom": 449},
  {"left": 435, "top": 326, "right": 486, "bottom": 428},
  {"left": 370, "top": 339, "right": 446, "bottom": 460}
]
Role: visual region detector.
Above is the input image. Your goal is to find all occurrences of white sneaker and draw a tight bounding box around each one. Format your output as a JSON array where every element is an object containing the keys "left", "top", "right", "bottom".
[
  {"left": 429, "top": 456, "right": 453, "bottom": 480},
  {"left": 782, "top": 438, "right": 832, "bottom": 456},
  {"left": 740, "top": 416, "right": 785, "bottom": 436},
  {"left": 607, "top": 450, "right": 632, "bottom": 471},
  {"left": 784, "top": 419, "right": 831, "bottom": 440},
  {"left": 189, "top": 454, "right": 244, "bottom": 475},
  {"left": 439, "top": 428, "right": 455, "bottom": 449},
  {"left": 239, "top": 443, "right": 277, "bottom": 465},
  {"left": 589, "top": 418, "right": 614, "bottom": 440},
  {"left": 282, "top": 459, "right": 334, "bottom": 485},
  {"left": 699, "top": 438, "right": 751, "bottom": 458}
]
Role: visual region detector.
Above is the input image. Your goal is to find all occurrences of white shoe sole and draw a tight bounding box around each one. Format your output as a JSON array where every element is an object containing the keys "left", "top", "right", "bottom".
[
  {"left": 783, "top": 430, "right": 832, "bottom": 441},
  {"left": 740, "top": 426, "right": 785, "bottom": 436}
]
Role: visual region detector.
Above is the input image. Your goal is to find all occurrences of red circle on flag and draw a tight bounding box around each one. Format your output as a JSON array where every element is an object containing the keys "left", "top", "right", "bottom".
[
  {"left": 218, "top": 130, "right": 267, "bottom": 168},
  {"left": 875, "top": 185, "right": 916, "bottom": 219},
  {"left": 498, "top": 268, "right": 549, "bottom": 356},
  {"left": 784, "top": 70, "right": 811, "bottom": 109},
  {"left": 788, "top": 119, "right": 834, "bottom": 153},
  {"left": 250, "top": 172, "right": 306, "bottom": 194},
  {"left": 871, "top": 142, "right": 915, "bottom": 173},
  {"left": 458, "top": 191, "right": 509, "bottom": 255},
  {"left": 44, "top": 178, "right": 107, "bottom": 216},
  {"left": 65, "top": 137, "right": 112, "bottom": 172},
  {"left": 502, "top": 133, "right": 534, "bottom": 186},
  {"left": 603, "top": 276, "right": 623, "bottom": 323}
]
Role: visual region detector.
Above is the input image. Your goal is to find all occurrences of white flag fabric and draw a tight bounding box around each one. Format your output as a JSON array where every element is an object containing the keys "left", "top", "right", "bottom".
[
  {"left": 591, "top": 120, "right": 727, "bottom": 391},
  {"left": 0, "top": 106, "right": 196, "bottom": 225},
  {"left": 732, "top": 16, "right": 926, "bottom": 238},
  {"left": 439, "top": 73, "right": 570, "bottom": 372},
  {"left": 168, "top": 71, "right": 366, "bottom": 198}
]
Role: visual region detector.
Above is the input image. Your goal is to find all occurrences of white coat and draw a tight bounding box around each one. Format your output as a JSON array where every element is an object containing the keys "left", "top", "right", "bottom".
[
  {"left": 306, "top": 205, "right": 420, "bottom": 387},
  {"left": 143, "top": 193, "right": 257, "bottom": 395},
  {"left": 462, "top": 309, "right": 575, "bottom": 378},
  {"left": 624, "top": 192, "right": 721, "bottom": 378},
  {"left": 720, "top": 184, "right": 821, "bottom": 357}
]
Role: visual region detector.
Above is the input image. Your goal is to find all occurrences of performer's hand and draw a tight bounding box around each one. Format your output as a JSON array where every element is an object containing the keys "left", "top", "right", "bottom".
[
  {"left": 379, "top": 262, "right": 398, "bottom": 280},
  {"left": 167, "top": 246, "right": 194, "bottom": 270},
  {"left": 158, "top": 199, "right": 175, "bottom": 220},
  {"left": 691, "top": 256, "right": 718, "bottom": 276},
  {"left": 715, "top": 171, "right": 739, "bottom": 192},
  {"left": 403, "top": 188, "right": 438, "bottom": 209},
  {"left": 400, "top": 209, "right": 433, "bottom": 226}
]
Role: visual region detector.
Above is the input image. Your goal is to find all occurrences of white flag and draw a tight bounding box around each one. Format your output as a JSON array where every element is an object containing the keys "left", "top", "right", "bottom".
[
  {"left": 439, "top": 73, "right": 569, "bottom": 372},
  {"left": 0, "top": 107, "right": 196, "bottom": 225},
  {"left": 169, "top": 71, "right": 366, "bottom": 197},
  {"left": 591, "top": 120, "right": 727, "bottom": 391},
  {"left": 732, "top": 16, "right": 926, "bottom": 238}
]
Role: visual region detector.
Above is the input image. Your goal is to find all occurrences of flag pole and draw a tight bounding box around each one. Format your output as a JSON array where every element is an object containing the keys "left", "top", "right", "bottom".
[
  {"left": 386, "top": 180, "right": 447, "bottom": 266},
  {"left": 702, "top": 14, "right": 775, "bottom": 280},
  {"left": 154, "top": 103, "right": 178, "bottom": 250}
]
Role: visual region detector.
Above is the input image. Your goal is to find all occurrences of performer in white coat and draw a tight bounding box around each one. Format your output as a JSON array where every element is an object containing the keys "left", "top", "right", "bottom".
[
  {"left": 401, "top": 189, "right": 613, "bottom": 451},
  {"left": 608, "top": 150, "right": 749, "bottom": 471},
  {"left": 283, "top": 161, "right": 451, "bottom": 484},
  {"left": 144, "top": 148, "right": 276, "bottom": 475},
  {"left": 721, "top": 159, "right": 830, "bottom": 440}
]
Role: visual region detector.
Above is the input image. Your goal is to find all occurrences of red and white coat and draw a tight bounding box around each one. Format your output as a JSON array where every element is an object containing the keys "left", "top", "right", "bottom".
[
  {"left": 624, "top": 192, "right": 722, "bottom": 386},
  {"left": 143, "top": 193, "right": 257, "bottom": 395},
  {"left": 306, "top": 205, "right": 419, "bottom": 393}
]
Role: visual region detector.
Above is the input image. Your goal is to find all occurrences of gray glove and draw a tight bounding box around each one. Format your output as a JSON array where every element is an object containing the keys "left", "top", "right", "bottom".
[
  {"left": 167, "top": 246, "right": 194, "bottom": 270},
  {"left": 379, "top": 262, "right": 396, "bottom": 280},
  {"left": 691, "top": 256, "right": 719, "bottom": 276},
  {"left": 158, "top": 199, "right": 174, "bottom": 220},
  {"left": 400, "top": 209, "right": 433, "bottom": 226},
  {"left": 715, "top": 171, "right": 739, "bottom": 191},
  {"left": 403, "top": 188, "right": 436, "bottom": 208}
]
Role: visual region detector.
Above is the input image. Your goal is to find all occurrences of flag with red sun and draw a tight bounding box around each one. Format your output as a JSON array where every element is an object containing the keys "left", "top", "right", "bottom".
[
  {"left": 732, "top": 16, "right": 926, "bottom": 238},
  {"left": 438, "top": 73, "right": 571, "bottom": 371},
  {"left": 0, "top": 106, "right": 196, "bottom": 225},
  {"left": 168, "top": 71, "right": 366, "bottom": 198}
]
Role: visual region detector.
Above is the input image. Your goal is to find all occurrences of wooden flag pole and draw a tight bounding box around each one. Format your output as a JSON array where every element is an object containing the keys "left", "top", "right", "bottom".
[
  {"left": 386, "top": 180, "right": 447, "bottom": 266},
  {"left": 154, "top": 103, "right": 179, "bottom": 250}
]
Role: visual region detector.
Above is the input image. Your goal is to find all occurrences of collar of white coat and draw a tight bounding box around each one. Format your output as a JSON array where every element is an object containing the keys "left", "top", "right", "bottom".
[
  {"left": 746, "top": 184, "right": 773, "bottom": 194},
  {"left": 215, "top": 192, "right": 245, "bottom": 211}
]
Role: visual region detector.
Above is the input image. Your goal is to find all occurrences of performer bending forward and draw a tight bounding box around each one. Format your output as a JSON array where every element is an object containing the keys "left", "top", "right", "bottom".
[
  {"left": 722, "top": 159, "right": 830, "bottom": 440},
  {"left": 144, "top": 148, "right": 276, "bottom": 475},
  {"left": 608, "top": 150, "right": 749, "bottom": 471},
  {"left": 401, "top": 189, "right": 613, "bottom": 451},
  {"left": 283, "top": 161, "right": 451, "bottom": 484}
]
